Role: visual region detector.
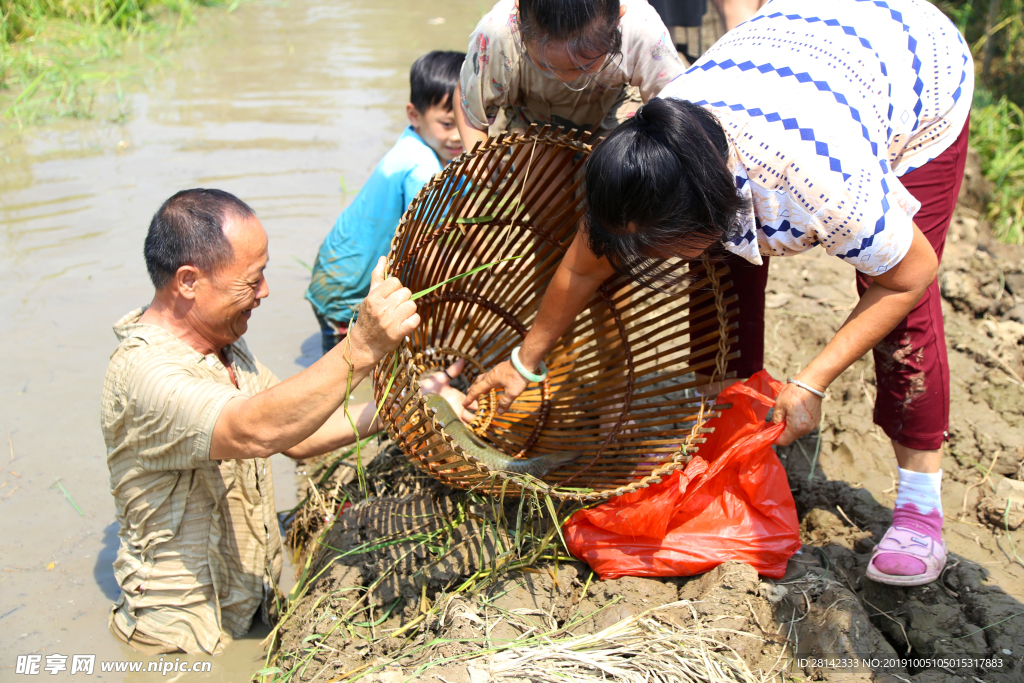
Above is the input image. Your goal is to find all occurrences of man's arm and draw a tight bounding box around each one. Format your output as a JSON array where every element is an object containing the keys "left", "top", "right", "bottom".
[
  {"left": 280, "top": 400, "right": 379, "bottom": 460},
  {"left": 210, "top": 257, "right": 419, "bottom": 460},
  {"left": 280, "top": 360, "right": 474, "bottom": 459}
]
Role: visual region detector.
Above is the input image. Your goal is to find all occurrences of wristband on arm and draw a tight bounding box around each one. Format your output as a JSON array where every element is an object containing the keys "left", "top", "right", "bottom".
[
  {"left": 511, "top": 346, "right": 548, "bottom": 383},
  {"left": 786, "top": 378, "right": 826, "bottom": 398}
]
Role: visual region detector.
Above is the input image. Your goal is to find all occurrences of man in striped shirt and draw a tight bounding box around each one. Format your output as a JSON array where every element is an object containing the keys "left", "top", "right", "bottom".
[{"left": 101, "top": 189, "right": 455, "bottom": 653}]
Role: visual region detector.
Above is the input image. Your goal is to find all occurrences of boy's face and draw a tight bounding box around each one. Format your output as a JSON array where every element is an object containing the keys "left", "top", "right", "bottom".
[{"left": 407, "top": 99, "right": 463, "bottom": 164}]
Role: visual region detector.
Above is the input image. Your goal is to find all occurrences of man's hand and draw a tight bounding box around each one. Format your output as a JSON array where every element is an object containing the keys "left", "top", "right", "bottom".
[
  {"left": 347, "top": 257, "right": 420, "bottom": 366},
  {"left": 771, "top": 382, "right": 823, "bottom": 446},
  {"left": 464, "top": 359, "right": 529, "bottom": 414},
  {"left": 419, "top": 359, "right": 477, "bottom": 423}
]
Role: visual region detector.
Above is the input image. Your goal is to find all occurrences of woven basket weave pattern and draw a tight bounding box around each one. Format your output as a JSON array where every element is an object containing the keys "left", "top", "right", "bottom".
[{"left": 372, "top": 126, "right": 738, "bottom": 502}]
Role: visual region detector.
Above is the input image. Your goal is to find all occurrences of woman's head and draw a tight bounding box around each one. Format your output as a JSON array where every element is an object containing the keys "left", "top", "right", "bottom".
[
  {"left": 583, "top": 97, "right": 747, "bottom": 286},
  {"left": 517, "top": 0, "right": 623, "bottom": 86}
]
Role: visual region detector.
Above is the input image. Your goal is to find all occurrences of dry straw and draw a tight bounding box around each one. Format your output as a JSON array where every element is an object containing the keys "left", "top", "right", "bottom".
[
  {"left": 483, "top": 600, "right": 763, "bottom": 683},
  {"left": 373, "top": 125, "right": 739, "bottom": 502}
]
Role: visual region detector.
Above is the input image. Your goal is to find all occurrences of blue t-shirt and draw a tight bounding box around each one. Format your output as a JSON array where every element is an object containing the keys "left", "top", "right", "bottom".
[{"left": 306, "top": 127, "right": 442, "bottom": 323}]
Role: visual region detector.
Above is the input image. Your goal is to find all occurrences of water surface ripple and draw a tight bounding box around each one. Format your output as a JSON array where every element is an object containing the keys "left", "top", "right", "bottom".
[{"left": 0, "top": 0, "right": 480, "bottom": 678}]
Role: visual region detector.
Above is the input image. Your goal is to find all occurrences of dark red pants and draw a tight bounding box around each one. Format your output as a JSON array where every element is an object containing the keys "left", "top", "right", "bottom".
[{"left": 727, "top": 118, "right": 969, "bottom": 451}]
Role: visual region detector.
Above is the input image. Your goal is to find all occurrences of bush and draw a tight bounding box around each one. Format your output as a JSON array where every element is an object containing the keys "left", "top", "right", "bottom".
[
  {"left": 970, "top": 92, "right": 1024, "bottom": 243},
  {"left": 936, "top": 0, "right": 1024, "bottom": 244},
  {"left": 0, "top": 0, "right": 234, "bottom": 123}
]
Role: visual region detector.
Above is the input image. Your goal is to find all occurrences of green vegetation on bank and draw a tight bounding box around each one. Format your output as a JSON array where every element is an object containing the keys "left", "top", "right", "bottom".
[
  {"left": 0, "top": 0, "right": 236, "bottom": 123},
  {"left": 938, "top": 0, "right": 1024, "bottom": 243},
  {"left": 971, "top": 92, "right": 1024, "bottom": 244}
]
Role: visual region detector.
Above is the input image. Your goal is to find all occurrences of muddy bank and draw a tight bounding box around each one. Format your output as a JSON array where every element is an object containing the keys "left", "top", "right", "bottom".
[
  {"left": 274, "top": 447, "right": 1022, "bottom": 682},
  {"left": 271, "top": 152, "right": 1024, "bottom": 682},
  {"left": 757, "top": 149, "right": 1024, "bottom": 680}
]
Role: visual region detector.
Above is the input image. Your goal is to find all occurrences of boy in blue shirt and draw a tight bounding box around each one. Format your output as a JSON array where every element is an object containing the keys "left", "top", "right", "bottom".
[{"left": 307, "top": 50, "right": 465, "bottom": 353}]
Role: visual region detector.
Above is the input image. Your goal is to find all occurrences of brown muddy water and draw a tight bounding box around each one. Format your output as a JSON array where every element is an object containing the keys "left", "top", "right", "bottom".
[{"left": 0, "top": 0, "right": 483, "bottom": 679}]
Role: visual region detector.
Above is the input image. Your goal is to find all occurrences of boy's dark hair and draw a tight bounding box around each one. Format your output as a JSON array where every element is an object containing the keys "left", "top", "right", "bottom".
[
  {"left": 583, "top": 98, "right": 747, "bottom": 289},
  {"left": 519, "top": 0, "right": 622, "bottom": 67},
  {"left": 144, "top": 188, "right": 256, "bottom": 289},
  {"left": 410, "top": 50, "right": 465, "bottom": 113}
]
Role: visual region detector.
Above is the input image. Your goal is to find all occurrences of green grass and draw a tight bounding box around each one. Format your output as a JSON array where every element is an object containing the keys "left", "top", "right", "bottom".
[
  {"left": 936, "top": 0, "right": 1024, "bottom": 244},
  {"left": 970, "top": 90, "right": 1024, "bottom": 243},
  {"left": 937, "top": 0, "right": 1024, "bottom": 102},
  {"left": 0, "top": 0, "right": 238, "bottom": 124}
]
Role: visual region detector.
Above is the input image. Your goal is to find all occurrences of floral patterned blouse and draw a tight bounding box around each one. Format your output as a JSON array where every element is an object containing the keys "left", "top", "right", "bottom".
[{"left": 460, "top": 0, "right": 686, "bottom": 136}]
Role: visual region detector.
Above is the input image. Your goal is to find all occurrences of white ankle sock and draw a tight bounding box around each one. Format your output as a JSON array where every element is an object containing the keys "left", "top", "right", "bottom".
[{"left": 895, "top": 467, "right": 942, "bottom": 516}]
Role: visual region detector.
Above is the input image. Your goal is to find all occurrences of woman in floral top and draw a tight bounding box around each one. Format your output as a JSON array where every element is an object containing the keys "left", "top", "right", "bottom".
[{"left": 454, "top": 0, "right": 686, "bottom": 151}]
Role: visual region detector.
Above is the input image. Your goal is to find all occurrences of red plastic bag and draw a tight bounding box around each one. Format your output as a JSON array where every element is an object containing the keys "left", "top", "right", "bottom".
[{"left": 563, "top": 371, "right": 800, "bottom": 579}]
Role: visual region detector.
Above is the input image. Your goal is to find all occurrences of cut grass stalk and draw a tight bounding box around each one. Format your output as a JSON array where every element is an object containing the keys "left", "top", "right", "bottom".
[
  {"left": 807, "top": 404, "right": 825, "bottom": 482},
  {"left": 340, "top": 336, "right": 368, "bottom": 497},
  {"left": 409, "top": 254, "right": 524, "bottom": 301},
  {"left": 998, "top": 499, "right": 1024, "bottom": 568},
  {"left": 261, "top": 526, "right": 346, "bottom": 656},
  {"left": 353, "top": 600, "right": 759, "bottom": 683},
  {"left": 290, "top": 255, "right": 312, "bottom": 272},
  {"left": 51, "top": 477, "right": 84, "bottom": 516}
]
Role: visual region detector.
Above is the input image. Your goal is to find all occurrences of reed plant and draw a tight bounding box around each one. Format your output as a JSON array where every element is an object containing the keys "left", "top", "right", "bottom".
[{"left": 0, "top": 0, "right": 237, "bottom": 123}]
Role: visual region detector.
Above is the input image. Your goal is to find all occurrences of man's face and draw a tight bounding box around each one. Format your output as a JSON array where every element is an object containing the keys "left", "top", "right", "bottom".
[
  {"left": 408, "top": 100, "right": 463, "bottom": 163},
  {"left": 191, "top": 214, "right": 269, "bottom": 349}
]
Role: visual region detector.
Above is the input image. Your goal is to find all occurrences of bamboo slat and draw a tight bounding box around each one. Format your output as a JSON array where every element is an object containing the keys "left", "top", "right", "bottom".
[{"left": 372, "top": 129, "right": 738, "bottom": 502}]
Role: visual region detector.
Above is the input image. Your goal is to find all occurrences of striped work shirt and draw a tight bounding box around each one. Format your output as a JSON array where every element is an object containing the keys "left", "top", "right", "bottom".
[
  {"left": 659, "top": 0, "right": 973, "bottom": 276},
  {"left": 102, "top": 308, "right": 283, "bottom": 654}
]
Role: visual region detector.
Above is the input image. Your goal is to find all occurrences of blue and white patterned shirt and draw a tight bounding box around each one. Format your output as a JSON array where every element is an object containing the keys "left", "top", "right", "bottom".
[{"left": 658, "top": 0, "right": 973, "bottom": 276}]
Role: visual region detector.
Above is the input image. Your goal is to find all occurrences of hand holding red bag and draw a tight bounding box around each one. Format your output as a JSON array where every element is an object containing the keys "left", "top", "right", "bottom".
[{"left": 563, "top": 371, "right": 801, "bottom": 579}]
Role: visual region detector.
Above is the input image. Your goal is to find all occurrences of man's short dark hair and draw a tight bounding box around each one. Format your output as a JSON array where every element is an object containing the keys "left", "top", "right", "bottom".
[
  {"left": 143, "top": 188, "right": 256, "bottom": 290},
  {"left": 410, "top": 50, "right": 465, "bottom": 113}
]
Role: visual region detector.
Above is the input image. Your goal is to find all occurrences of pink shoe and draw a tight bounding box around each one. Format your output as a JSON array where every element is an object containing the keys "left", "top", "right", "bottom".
[{"left": 865, "top": 525, "right": 946, "bottom": 587}]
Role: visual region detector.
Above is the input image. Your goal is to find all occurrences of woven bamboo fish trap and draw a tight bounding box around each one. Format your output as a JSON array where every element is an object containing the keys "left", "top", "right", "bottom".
[{"left": 372, "top": 125, "right": 740, "bottom": 503}]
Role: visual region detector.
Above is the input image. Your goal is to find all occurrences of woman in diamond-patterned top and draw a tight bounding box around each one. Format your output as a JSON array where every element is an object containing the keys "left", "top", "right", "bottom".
[{"left": 465, "top": 0, "right": 972, "bottom": 588}]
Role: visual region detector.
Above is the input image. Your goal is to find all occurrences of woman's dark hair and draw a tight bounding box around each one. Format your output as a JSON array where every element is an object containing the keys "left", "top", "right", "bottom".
[
  {"left": 519, "top": 0, "right": 622, "bottom": 66},
  {"left": 410, "top": 50, "right": 466, "bottom": 113},
  {"left": 583, "top": 97, "right": 747, "bottom": 288},
  {"left": 144, "top": 188, "right": 255, "bottom": 289}
]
